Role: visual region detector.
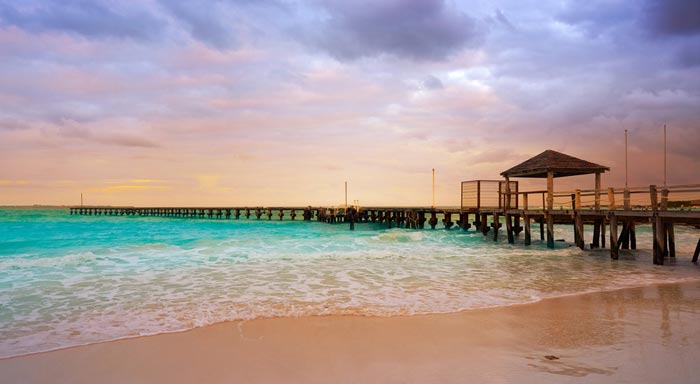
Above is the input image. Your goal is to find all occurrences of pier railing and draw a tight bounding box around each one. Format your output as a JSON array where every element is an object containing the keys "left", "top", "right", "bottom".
[
  {"left": 512, "top": 184, "right": 700, "bottom": 211},
  {"left": 461, "top": 180, "right": 518, "bottom": 210}
]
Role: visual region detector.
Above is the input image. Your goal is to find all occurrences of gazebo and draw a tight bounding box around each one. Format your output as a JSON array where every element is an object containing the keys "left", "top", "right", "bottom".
[{"left": 500, "top": 150, "right": 610, "bottom": 248}]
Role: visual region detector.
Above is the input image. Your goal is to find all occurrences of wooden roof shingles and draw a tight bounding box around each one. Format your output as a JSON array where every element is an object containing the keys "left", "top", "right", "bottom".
[{"left": 500, "top": 150, "right": 610, "bottom": 178}]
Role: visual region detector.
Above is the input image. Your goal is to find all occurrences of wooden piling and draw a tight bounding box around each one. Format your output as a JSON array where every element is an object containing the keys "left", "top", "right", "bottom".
[
  {"left": 429, "top": 212, "right": 438, "bottom": 229},
  {"left": 667, "top": 223, "right": 675, "bottom": 258},
  {"left": 610, "top": 214, "right": 618, "bottom": 260},
  {"left": 443, "top": 212, "right": 454, "bottom": 229},
  {"left": 591, "top": 219, "right": 601, "bottom": 249},
  {"left": 621, "top": 222, "right": 630, "bottom": 249},
  {"left": 524, "top": 215, "right": 531, "bottom": 245},
  {"left": 506, "top": 214, "right": 514, "bottom": 244},
  {"left": 575, "top": 214, "right": 584, "bottom": 250},
  {"left": 480, "top": 213, "right": 488, "bottom": 235},
  {"left": 693, "top": 238, "right": 700, "bottom": 263},
  {"left": 493, "top": 213, "right": 499, "bottom": 242},
  {"left": 539, "top": 218, "right": 545, "bottom": 241},
  {"left": 629, "top": 221, "right": 636, "bottom": 249}
]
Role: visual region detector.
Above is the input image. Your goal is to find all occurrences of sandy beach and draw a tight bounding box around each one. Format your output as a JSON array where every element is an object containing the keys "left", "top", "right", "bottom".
[{"left": 1, "top": 280, "right": 699, "bottom": 383}]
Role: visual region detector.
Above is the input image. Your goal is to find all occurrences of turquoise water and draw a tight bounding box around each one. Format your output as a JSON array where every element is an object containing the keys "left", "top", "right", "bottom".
[{"left": 1, "top": 207, "right": 699, "bottom": 358}]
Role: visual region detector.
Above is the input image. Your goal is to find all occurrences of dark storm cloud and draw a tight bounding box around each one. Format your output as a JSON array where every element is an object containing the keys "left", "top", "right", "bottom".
[
  {"left": 0, "top": 0, "right": 165, "bottom": 40},
  {"left": 306, "top": 0, "right": 480, "bottom": 61},
  {"left": 645, "top": 0, "right": 700, "bottom": 37}
]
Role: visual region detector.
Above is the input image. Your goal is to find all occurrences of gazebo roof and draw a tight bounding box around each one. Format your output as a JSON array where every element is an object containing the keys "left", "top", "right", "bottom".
[{"left": 500, "top": 150, "right": 609, "bottom": 178}]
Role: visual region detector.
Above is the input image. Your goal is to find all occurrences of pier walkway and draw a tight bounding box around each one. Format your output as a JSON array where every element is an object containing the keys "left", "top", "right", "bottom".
[{"left": 69, "top": 150, "right": 700, "bottom": 265}]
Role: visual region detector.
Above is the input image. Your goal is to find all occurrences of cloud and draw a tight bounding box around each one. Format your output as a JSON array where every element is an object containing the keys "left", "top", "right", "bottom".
[
  {"left": 0, "top": 0, "right": 165, "bottom": 41},
  {"left": 422, "top": 75, "right": 443, "bottom": 90},
  {"left": 0, "top": 118, "right": 30, "bottom": 131},
  {"left": 97, "top": 133, "right": 159, "bottom": 148},
  {"left": 157, "top": 0, "right": 237, "bottom": 49},
  {"left": 303, "top": 0, "right": 480, "bottom": 61},
  {"left": 644, "top": 0, "right": 700, "bottom": 37},
  {"left": 96, "top": 185, "right": 170, "bottom": 193}
]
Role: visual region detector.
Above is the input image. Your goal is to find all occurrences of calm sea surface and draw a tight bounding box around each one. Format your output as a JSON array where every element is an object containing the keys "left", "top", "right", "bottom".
[{"left": 1, "top": 207, "right": 699, "bottom": 358}]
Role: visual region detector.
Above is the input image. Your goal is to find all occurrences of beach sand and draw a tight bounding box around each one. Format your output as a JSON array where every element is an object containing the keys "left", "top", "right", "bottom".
[{"left": 2, "top": 281, "right": 700, "bottom": 383}]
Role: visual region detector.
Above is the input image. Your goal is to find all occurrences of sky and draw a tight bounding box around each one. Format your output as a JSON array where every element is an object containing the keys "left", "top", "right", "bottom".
[{"left": 0, "top": 0, "right": 699, "bottom": 207}]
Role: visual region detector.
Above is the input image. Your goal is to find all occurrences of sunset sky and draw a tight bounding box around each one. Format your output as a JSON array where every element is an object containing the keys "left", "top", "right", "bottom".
[{"left": 1, "top": 0, "right": 699, "bottom": 206}]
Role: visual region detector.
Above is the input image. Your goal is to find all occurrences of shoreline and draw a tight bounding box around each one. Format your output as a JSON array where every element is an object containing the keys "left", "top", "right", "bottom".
[
  {"left": 3, "top": 280, "right": 700, "bottom": 383},
  {"left": 3, "top": 277, "right": 700, "bottom": 361}
]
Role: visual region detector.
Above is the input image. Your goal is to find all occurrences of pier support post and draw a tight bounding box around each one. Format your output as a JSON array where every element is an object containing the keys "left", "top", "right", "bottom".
[
  {"left": 418, "top": 212, "right": 426, "bottom": 229},
  {"left": 460, "top": 213, "right": 471, "bottom": 231},
  {"left": 667, "top": 223, "right": 675, "bottom": 258},
  {"left": 591, "top": 219, "right": 601, "bottom": 249},
  {"left": 493, "top": 213, "right": 499, "bottom": 242},
  {"left": 653, "top": 215, "right": 665, "bottom": 265},
  {"left": 546, "top": 215, "right": 554, "bottom": 249},
  {"left": 480, "top": 213, "right": 489, "bottom": 235},
  {"left": 539, "top": 218, "right": 545, "bottom": 241},
  {"left": 524, "top": 215, "right": 531, "bottom": 245},
  {"left": 610, "top": 214, "right": 619, "bottom": 260},
  {"left": 505, "top": 214, "right": 514, "bottom": 244},
  {"left": 630, "top": 222, "right": 636, "bottom": 249},
  {"left": 278, "top": 209, "right": 284, "bottom": 220},
  {"left": 693, "top": 238, "right": 700, "bottom": 263},
  {"left": 429, "top": 212, "right": 438, "bottom": 229},
  {"left": 290, "top": 209, "right": 296, "bottom": 220},
  {"left": 513, "top": 214, "right": 522, "bottom": 235},
  {"left": 443, "top": 212, "right": 454, "bottom": 229},
  {"left": 621, "top": 222, "right": 630, "bottom": 249},
  {"left": 575, "top": 214, "right": 585, "bottom": 250},
  {"left": 348, "top": 207, "right": 356, "bottom": 231}
]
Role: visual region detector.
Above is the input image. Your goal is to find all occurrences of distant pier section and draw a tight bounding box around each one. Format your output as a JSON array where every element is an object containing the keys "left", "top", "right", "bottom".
[{"left": 71, "top": 150, "right": 700, "bottom": 265}]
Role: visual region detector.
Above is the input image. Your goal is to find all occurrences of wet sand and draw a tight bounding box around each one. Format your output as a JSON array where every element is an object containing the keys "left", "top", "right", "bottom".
[{"left": 2, "top": 280, "right": 700, "bottom": 383}]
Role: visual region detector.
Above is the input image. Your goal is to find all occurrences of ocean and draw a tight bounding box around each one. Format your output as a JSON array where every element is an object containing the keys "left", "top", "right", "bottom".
[{"left": 1, "top": 207, "right": 698, "bottom": 358}]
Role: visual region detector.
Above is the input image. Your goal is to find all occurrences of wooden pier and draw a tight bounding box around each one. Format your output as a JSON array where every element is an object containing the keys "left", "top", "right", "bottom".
[{"left": 70, "top": 150, "right": 700, "bottom": 265}]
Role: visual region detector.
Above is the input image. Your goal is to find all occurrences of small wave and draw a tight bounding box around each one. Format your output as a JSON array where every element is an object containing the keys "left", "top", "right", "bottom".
[{"left": 0, "top": 252, "right": 97, "bottom": 270}]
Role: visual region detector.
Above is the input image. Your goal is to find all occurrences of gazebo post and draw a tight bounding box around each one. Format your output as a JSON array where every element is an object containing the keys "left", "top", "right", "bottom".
[
  {"left": 505, "top": 176, "right": 514, "bottom": 244},
  {"left": 546, "top": 170, "right": 554, "bottom": 248},
  {"left": 592, "top": 172, "right": 602, "bottom": 248}
]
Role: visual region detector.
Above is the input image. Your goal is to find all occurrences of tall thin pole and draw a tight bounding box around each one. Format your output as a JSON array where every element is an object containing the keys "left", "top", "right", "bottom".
[
  {"left": 625, "top": 129, "right": 628, "bottom": 188},
  {"left": 663, "top": 124, "right": 667, "bottom": 187},
  {"left": 81, "top": 193, "right": 83, "bottom": 207},
  {"left": 432, "top": 168, "right": 435, "bottom": 208},
  {"left": 344, "top": 181, "right": 347, "bottom": 209}
]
